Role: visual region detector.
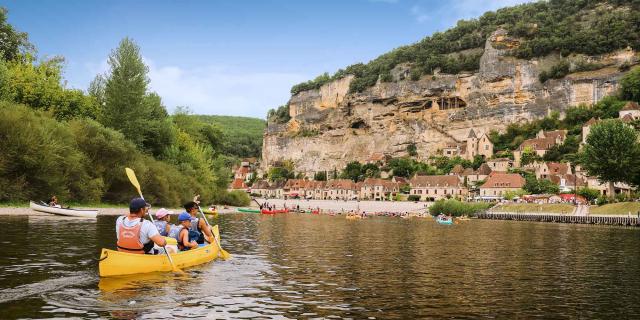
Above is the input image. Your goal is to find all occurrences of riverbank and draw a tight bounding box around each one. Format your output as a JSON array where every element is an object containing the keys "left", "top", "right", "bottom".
[{"left": 251, "top": 198, "right": 429, "bottom": 213}]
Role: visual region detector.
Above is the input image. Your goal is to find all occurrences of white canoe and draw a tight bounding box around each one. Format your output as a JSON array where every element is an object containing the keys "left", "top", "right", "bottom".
[{"left": 29, "top": 201, "right": 98, "bottom": 218}]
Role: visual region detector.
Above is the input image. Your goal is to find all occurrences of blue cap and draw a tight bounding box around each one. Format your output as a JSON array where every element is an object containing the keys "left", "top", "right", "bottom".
[
  {"left": 129, "top": 197, "right": 149, "bottom": 212},
  {"left": 178, "top": 212, "right": 192, "bottom": 222}
]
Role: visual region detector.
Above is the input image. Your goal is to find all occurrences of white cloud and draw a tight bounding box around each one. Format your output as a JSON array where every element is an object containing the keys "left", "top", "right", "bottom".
[
  {"left": 145, "top": 60, "right": 307, "bottom": 118},
  {"left": 411, "top": 0, "right": 535, "bottom": 25},
  {"left": 84, "top": 58, "right": 307, "bottom": 118}
]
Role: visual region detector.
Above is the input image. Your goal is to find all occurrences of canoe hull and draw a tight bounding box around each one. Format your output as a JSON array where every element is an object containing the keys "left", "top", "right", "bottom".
[
  {"left": 99, "top": 243, "right": 218, "bottom": 277},
  {"left": 29, "top": 201, "right": 98, "bottom": 218},
  {"left": 237, "top": 208, "right": 261, "bottom": 213}
]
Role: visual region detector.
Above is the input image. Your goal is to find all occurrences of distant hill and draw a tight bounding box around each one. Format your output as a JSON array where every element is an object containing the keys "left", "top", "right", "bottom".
[{"left": 196, "top": 115, "right": 266, "bottom": 159}]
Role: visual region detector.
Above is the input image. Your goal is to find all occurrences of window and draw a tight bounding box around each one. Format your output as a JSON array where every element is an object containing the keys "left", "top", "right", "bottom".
[{"left": 435, "top": 189, "right": 438, "bottom": 194}]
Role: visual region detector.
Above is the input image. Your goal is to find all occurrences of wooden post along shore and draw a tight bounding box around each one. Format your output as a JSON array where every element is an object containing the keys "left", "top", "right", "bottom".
[{"left": 476, "top": 212, "right": 640, "bottom": 227}]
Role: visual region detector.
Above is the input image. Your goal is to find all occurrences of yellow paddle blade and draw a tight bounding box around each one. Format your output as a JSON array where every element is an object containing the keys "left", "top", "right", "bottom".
[
  {"left": 125, "top": 167, "right": 143, "bottom": 197},
  {"left": 212, "top": 225, "right": 231, "bottom": 260}
]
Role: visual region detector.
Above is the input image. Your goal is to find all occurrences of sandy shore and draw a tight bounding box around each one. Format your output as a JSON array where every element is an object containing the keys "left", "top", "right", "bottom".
[{"left": 250, "top": 199, "right": 430, "bottom": 214}]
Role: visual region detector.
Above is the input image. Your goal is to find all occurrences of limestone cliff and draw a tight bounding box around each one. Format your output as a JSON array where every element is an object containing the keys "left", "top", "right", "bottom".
[{"left": 262, "top": 30, "right": 638, "bottom": 176}]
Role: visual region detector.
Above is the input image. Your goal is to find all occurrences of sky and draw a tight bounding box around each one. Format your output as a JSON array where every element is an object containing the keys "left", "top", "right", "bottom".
[{"left": 4, "top": 0, "right": 533, "bottom": 118}]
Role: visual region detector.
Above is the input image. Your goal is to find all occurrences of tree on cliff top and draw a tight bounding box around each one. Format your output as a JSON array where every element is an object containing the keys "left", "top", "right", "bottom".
[
  {"left": 0, "top": 8, "right": 32, "bottom": 61},
  {"left": 580, "top": 119, "right": 640, "bottom": 197},
  {"left": 619, "top": 66, "right": 640, "bottom": 103}
]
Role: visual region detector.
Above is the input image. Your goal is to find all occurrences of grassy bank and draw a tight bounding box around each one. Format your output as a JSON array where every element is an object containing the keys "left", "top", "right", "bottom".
[
  {"left": 493, "top": 203, "right": 575, "bottom": 214},
  {"left": 429, "top": 199, "right": 492, "bottom": 217},
  {"left": 590, "top": 202, "right": 640, "bottom": 216}
]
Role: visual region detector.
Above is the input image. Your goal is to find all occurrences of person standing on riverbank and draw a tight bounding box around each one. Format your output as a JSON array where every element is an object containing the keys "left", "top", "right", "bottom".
[{"left": 116, "top": 198, "right": 167, "bottom": 254}]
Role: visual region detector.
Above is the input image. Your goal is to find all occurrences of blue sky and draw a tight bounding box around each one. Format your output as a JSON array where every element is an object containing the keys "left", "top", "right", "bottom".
[{"left": 4, "top": 0, "right": 532, "bottom": 118}]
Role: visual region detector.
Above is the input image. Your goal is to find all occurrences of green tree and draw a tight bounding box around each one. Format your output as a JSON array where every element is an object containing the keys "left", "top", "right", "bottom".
[
  {"left": 341, "top": 161, "right": 363, "bottom": 182},
  {"left": 620, "top": 66, "right": 640, "bottom": 103},
  {"left": 100, "top": 37, "right": 151, "bottom": 147},
  {"left": 0, "top": 8, "right": 32, "bottom": 61},
  {"left": 407, "top": 143, "right": 418, "bottom": 157},
  {"left": 580, "top": 119, "right": 640, "bottom": 197},
  {"left": 524, "top": 177, "right": 560, "bottom": 195},
  {"left": 577, "top": 187, "right": 600, "bottom": 203},
  {"left": 314, "top": 171, "right": 327, "bottom": 181}
]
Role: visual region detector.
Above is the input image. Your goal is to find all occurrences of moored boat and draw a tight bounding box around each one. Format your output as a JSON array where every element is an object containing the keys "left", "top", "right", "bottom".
[
  {"left": 261, "top": 208, "right": 289, "bottom": 214},
  {"left": 237, "top": 207, "right": 261, "bottom": 213},
  {"left": 436, "top": 215, "right": 454, "bottom": 225},
  {"left": 29, "top": 201, "right": 98, "bottom": 218},
  {"left": 98, "top": 225, "right": 223, "bottom": 277}
]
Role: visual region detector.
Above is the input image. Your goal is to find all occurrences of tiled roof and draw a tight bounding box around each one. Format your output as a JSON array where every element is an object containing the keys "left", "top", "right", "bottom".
[
  {"left": 475, "top": 163, "right": 492, "bottom": 175},
  {"left": 480, "top": 173, "right": 525, "bottom": 189},
  {"left": 621, "top": 101, "right": 640, "bottom": 111},
  {"left": 518, "top": 137, "right": 557, "bottom": 151},
  {"left": 362, "top": 178, "right": 388, "bottom": 187},
  {"left": 546, "top": 162, "right": 570, "bottom": 175},
  {"left": 252, "top": 180, "right": 270, "bottom": 189},
  {"left": 410, "top": 175, "right": 462, "bottom": 188},
  {"left": 621, "top": 113, "right": 635, "bottom": 123},
  {"left": 230, "top": 178, "right": 247, "bottom": 189},
  {"left": 467, "top": 129, "right": 477, "bottom": 139},
  {"left": 450, "top": 164, "right": 464, "bottom": 175},
  {"left": 584, "top": 117, "right": 599, "bottom": 126}
]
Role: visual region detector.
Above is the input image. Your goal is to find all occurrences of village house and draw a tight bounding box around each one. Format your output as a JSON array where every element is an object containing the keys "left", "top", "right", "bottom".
[
  {"left": 366, "top": 152, "right": 389, "bottom": 166},
  {"left": 268, "top": 180, "right": 285, "bottom": 199},
  {"left": 549, "top": 174, "right": 587, "bottom": 193},
  {"left": 479, "top": 173, "right": 526, "bottom": 200},
  {"left": 619, "top": 101, "right": 640, "bottom": 121},
  {"left": 229, "top": 159, "right": 255, "bottom": 190},
  {"left": 465, "top": 163, "right": 492, "bottom": 184},
  {"left": 441, "top": 129, "right": 494, "bottom": 160},
  {"left": 528, "top": 161, "right": 572, "bottom": 180},
  {"left": 360, "top": 178, "right": 388, "bottom": 201},
  {"left": 486, "top": 158, "right": 513, "bottom": 172},
  {"left": 324, "top": 179, "right": 358, "bottom": 200},
  {"left": 409, "top": 175, "right": 467, "bottom": 201},
  {"left": 251, "top": 180, "right": 270, "bottom": 198},
  {"left": 513, "top": 129, "right": 567, "bottom": 167}
]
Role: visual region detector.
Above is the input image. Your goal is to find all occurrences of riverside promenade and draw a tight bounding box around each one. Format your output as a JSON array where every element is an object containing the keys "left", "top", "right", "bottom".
[
  {"left": 252, "top": 198, "right": 429, "bottom": 214},
  {"left": 477, "top": 211, "right": 640, "bottom": 227}
]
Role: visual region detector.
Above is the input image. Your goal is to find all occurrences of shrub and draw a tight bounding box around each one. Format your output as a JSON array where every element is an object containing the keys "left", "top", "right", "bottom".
[
  {"left": 428, "top": 199, "right": 491, "bottom": 217},
  {"left": 215, "top": 190, "right": 250, "bottom": 207},
  {"left": 408, "top": 195, "right": 421, "bottom": 201}
]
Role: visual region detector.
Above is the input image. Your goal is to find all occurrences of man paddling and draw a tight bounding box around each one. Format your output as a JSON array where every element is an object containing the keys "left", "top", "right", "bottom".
[
  {"left": 116, "top": 197, "right": 167, "bottom": 254},
  {"left": 183, "top": 201, "right": 213, "bottom": 244}
]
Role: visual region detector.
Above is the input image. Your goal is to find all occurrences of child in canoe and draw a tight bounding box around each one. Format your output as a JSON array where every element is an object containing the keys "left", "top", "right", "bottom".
[{"left": 168, "top": 212, "right": 199, "bottom": 251}]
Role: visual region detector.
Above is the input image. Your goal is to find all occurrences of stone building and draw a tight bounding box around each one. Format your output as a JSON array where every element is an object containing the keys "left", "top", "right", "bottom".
[
  {"left": 409, "top": 175, "right": 467, "bottom": 201},
  {"left": 479, "top": 173, "right": 526, "bottom": 200},
  {"left": 619, "top": 102, "right": 640, "bottom": 121},
  {"left": 486, "top": 158, "right": 513, "bottom": 172},
  {"left": 513, "top": 129, "right": 567, "bottom": 167}
]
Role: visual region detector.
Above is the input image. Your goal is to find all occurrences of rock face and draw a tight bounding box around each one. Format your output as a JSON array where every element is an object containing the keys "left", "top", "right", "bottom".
[{"left": 262, "top": 30, "right": 637, "bottom": 176}]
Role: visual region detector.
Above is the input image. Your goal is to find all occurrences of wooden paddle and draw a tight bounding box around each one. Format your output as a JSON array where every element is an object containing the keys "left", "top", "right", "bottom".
[
  {"left": 197, "top": 205, "right": 231, "bottom": 260},
  {"left": 125, "top": 167, "right": 182, "bottom": 273}
]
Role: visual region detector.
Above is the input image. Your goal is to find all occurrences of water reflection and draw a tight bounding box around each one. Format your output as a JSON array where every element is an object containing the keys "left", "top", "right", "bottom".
[{"left": 0, "top": 214, "right": 639, "bottom": 318}]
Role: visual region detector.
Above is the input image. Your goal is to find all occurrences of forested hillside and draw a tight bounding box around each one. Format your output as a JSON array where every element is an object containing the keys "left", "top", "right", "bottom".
[
  {"left": 0, "top": 8, "right": 251, "bottom": 206},
  {"left": 195, "top": 115, "right": 265, "bottom": 159},
  {"left": 291, "top": 0, "right": 640, "bottom": 95}
]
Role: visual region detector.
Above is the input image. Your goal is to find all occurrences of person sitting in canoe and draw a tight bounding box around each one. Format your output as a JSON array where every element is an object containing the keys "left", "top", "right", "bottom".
[
  {"left": 49, "top": 195, "right": 61, "bottom": 208},
  {"left": 116, "top": 197, "right": 167, "bottom": 254},
  {"left": 183, "top": 201, "right": 213, "bottom": 244},
  {"left": 153, "top": 208, "right": 173, "bottom": 236},
  {"left": 169, "top": 212, "right": 199, "bottom": 251}
]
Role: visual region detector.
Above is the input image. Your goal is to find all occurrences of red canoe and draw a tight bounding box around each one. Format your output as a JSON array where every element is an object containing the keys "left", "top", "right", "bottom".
[{"left": 261, "top": 209, "right": 289, "bottom": 214}]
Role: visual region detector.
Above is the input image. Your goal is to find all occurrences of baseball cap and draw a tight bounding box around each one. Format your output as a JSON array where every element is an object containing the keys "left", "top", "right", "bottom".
[
  {"left": 155, "top": 208, "right": 173, "bottom": 219},
  {"left": 129, "top": 197, "right": 150, "bottom": 212},
  {"left": 178, "top": 212, "right": 192, "bottom": 222}
]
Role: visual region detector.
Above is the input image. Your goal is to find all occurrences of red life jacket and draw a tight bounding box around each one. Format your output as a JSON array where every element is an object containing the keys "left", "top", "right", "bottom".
[{"left": 117, "top": 217, "right": 145, "bottom": 254}]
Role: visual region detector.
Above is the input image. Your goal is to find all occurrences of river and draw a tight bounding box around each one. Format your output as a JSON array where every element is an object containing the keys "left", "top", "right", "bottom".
[{"left": 0, "top": 213, "right": 639, "bottom": 319}]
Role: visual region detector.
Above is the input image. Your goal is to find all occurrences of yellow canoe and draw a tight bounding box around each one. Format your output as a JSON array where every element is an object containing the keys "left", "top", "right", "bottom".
[{"left": 98, "top": 225, "right": 221, "bottom": 277}]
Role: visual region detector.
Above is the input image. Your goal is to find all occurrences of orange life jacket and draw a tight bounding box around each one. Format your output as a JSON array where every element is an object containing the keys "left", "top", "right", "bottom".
[{"left": 117, "top": 217, "right": 145, "bottom": 254}]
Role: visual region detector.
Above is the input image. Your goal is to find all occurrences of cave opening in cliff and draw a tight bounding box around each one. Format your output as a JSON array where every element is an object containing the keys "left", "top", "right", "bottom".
[
  {"left": 438, "top": 97, "right": 467, "bottom": 110},
  {"left": 351, "top": 120, "right": 368, "bottom": 129}
]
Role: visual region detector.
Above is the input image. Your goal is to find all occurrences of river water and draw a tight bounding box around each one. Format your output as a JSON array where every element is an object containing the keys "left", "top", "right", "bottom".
[{"left": 0, "top": 213, "right": 639, "bottom": 319}]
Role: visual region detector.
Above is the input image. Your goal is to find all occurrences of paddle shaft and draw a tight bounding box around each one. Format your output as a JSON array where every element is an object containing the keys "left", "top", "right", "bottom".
[
  {"left": 197, "top": 205, "right": 227, "bottom": 257},
  {"left": 125, "top": 168, "right": 179, "bottom": 271}
]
